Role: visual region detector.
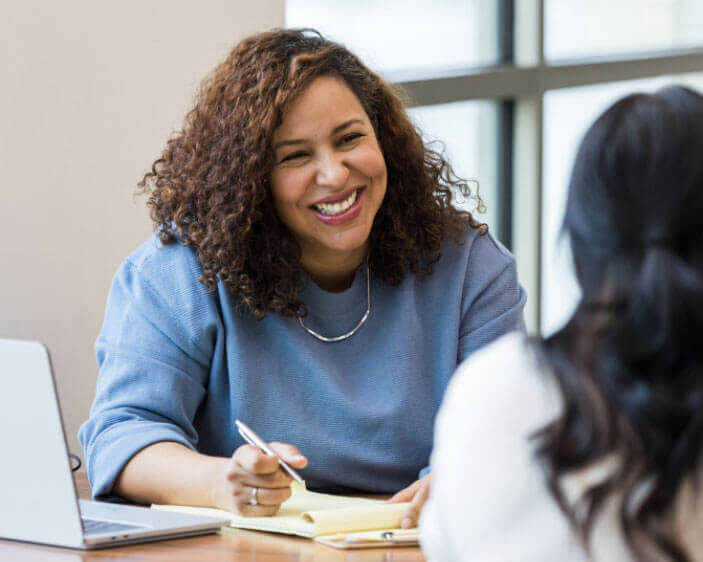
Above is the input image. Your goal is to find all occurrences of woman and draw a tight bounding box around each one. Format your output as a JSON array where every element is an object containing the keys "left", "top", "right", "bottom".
[
  {"left": 421, "top": 85, "right": 703, "bottom": 561},
  {"left": 79, "top": 28, "right": 525, "bottom": 526}
]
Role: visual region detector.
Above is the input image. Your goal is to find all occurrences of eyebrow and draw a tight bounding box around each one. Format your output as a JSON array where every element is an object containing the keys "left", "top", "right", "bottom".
[{"left": 273, "top": 119, "right": 365, "bottom": 150}]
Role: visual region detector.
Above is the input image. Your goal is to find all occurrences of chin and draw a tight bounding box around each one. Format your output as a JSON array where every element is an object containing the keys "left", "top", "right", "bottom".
[
  {"left": 323, "top": 239, "right": 367, "bottom": 254},
  {"left": 321, "top": 230, "right": 371, "bottom": 254}
]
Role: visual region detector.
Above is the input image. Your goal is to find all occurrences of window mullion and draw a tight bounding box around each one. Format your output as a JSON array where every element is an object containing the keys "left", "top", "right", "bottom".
[{"left": 511, "top": 0, "right": 543, "bottom": 334}]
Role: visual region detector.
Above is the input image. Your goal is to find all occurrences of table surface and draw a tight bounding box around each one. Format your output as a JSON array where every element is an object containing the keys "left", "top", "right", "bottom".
[{"left": 0, "top": 472, "right": 426, "bottom": 561}]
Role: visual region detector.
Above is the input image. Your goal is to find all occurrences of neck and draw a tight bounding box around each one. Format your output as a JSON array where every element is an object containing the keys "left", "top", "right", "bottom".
[{"left": 301, "top": 247, "right": 367, "bottom": 293}]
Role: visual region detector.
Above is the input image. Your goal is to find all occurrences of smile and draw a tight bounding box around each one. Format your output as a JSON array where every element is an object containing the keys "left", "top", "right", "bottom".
[
  {"left": 309, "top": 187, "right": 365, "bottom": 225},
  {"left": 312, "top": 189, "right": 360, "bottom": 216}
]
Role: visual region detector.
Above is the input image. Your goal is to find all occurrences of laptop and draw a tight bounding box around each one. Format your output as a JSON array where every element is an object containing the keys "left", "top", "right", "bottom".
[{"left": 0, "top": 338, "right": 229, "bottom": 549}]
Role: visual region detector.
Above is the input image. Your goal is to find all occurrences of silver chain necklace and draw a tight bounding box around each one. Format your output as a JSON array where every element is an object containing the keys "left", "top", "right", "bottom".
[{"left": 298, "top": 263, "right": 371, "bottom": 343}]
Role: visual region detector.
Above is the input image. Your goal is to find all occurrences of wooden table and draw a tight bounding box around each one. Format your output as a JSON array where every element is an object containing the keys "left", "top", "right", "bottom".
[{"left": 0, "top": 472, "right": 426, "bottom": 561}]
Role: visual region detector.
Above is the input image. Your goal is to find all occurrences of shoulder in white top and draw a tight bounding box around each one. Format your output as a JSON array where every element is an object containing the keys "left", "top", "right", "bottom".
[{"left": 419, "top": 332, "right": 636, "bottom": 562}]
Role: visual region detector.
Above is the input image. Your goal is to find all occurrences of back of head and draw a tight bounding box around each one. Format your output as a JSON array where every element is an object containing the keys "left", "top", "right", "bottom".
[
  {"left": 567, "top": 85, "right": 703, "bottom": 349},
  {"left": 539, "top": 85, "right": 703, "bottom": 561}
]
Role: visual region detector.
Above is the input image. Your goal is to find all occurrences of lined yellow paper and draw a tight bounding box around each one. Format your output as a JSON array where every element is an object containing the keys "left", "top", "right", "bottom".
[
  {"left": 152, "top": 483, "right": 409, "bottom": 539},
  {"left": 302, "top": 502, "right": 408, "bottom": 536}
]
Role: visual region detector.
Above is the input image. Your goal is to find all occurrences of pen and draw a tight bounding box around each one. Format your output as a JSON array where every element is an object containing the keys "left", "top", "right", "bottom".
[
  {"left": 381, "top": 529, "right": 420, "bottom": 543},
  {"left": 341, "top": 529, "right": 420, "bottom": 544},
  {"left": 235, "top": 419, "right": 306, "bottom": 487}
]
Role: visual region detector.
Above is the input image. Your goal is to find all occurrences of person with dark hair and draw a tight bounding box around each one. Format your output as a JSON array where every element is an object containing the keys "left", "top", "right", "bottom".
[
  {"left": 78, "top": 28, "right": 525, "bottom": 526},
  {"left": 421, "top": 85, "right": 703, "bottom": 561}
]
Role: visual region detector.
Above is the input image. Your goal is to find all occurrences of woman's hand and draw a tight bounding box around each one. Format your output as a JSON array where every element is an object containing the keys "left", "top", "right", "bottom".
[
  {"left": 387, "top": 473, "right": 431, "bottom": 528},
  {"left": 212, "top": 442, "right": 307, "bottom": 516}
]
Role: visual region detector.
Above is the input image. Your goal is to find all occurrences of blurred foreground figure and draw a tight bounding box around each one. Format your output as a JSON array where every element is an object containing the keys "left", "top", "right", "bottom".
[{"left": 422, "top": 85, "right": 703, "bottom": 562}]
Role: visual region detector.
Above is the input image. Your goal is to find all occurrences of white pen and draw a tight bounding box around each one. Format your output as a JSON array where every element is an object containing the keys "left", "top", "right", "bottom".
[{"left": 235, "top": 419, "right": 306, "bottom": 487}]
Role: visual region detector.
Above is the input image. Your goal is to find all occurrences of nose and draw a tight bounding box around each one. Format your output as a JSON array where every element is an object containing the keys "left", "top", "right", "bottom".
[{"left": 315, "top": 151, "right": 349, "bottom": 189}]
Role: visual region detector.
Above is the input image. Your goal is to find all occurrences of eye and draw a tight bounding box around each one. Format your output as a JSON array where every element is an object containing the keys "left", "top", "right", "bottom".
[
  {"left": 279, "top": 151, "right": 308, "bottom": 163},
  {"left": 340, "top": 132, "right": 365, "bottom": 145}
]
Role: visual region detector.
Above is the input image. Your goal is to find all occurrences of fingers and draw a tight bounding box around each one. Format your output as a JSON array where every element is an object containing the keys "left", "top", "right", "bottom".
[
  {"left": 250, "top": 484, "right": 292, "bottom": 506},
  {"left": 387, "top": 479, "right": 421, "bottom": 503},
  {"left": 233, "top": 484, "right": 292, "bottom": 517},
  {"left": 232, "top": 446, "right": 283, "bottom": 481},
  {"left": 227, "top": 479, "right": 291, "bottom": 516},
  {"left": 222, "top": 443, "right": 305, "bottom": 516},
  {"left": 401, "top": 478, "right": 431, "bottom": 529},
  {"left": 269, "top": 442, "right": 308, "bottom": 469},
  {"left": 235, "top": 445, "right": 283, "bottom": 476},
  {"left": 237, "top": 504, "right": 280, "bottom": 517}
]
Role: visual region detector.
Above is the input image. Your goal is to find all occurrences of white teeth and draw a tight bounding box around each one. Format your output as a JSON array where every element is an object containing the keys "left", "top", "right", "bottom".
[{"left": 313, "top": 190, "right": 358, "bottom": 216}]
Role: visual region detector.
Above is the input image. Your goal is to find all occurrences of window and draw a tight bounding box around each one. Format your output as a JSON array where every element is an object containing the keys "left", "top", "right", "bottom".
[
  {"left": 286, "top": 0, "right": 501, "bottom": 74},
  {"left": 287, "top": 2, "right": 703, "bottom": 333},
  {"left": 545, "top": 0, "right": 703, "bottom": 60},
  {"left": 409, "top": 101, "right": 500, "bottom": 231}
]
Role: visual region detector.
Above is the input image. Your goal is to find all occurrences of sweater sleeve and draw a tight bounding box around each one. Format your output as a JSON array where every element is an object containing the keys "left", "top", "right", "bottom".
[
  {"left": 78, "top": 248, "right": 218, "bottom": 498},
  {"left": 458, "top": 233, "right": 526, "bottom": 362}
]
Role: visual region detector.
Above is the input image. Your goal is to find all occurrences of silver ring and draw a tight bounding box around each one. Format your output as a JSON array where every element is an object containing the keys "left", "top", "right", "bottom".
[{"left": 249, "top": 486, "right": 259, "bottom": 506}]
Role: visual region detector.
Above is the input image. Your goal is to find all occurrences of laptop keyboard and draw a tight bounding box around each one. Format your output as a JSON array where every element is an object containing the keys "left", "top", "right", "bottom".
[{"left": 82, "top": 517, "right": 148, "bottom": 536}]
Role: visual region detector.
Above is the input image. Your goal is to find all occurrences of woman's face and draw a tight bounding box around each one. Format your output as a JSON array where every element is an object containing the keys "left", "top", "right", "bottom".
[{"left": 270, "top": 76, "right": 387, "bottom": 270}]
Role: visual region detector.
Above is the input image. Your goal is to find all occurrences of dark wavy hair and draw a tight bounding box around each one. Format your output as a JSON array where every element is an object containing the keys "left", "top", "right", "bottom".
[
  {"left": 536, "top": 85, "right": 703, "bottom": 561},
  {"left": 138, "top": 28, "right": 485, "bottom": 319}
]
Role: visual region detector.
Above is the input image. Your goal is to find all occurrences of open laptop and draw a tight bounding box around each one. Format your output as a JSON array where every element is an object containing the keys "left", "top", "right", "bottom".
[{"left": 0, "top": 338, "right": 229, "bottom": 549}]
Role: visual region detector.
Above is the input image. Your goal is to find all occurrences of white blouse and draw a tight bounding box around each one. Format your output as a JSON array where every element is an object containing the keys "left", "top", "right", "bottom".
[{"left": 420, "top": 332, "right": 639, "bottom": 561}]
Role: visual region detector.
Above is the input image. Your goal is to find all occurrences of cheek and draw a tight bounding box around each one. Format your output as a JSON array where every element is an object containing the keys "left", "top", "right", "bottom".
[
  {"left": 270, "top": 171, "right": 308, "bottom": 211},
  {"left": 366, "top": 151, "right": 387, "bottom": 198},
  {"left": 372, "top": 155, "right": 387, "bottom": 182},
  {"left": 352, "top": 146, "right": 387, "bottom": 185}
]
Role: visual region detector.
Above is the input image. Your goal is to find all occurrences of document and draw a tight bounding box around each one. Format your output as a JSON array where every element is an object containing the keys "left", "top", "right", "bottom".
[{"left": 152, "top": 483, "right": 417, "bottom": 548}]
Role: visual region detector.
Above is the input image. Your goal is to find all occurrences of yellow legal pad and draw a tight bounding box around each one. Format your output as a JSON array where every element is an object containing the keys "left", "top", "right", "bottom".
[{"left": 152, "top": 483, "right": 417, "bottom": 548}]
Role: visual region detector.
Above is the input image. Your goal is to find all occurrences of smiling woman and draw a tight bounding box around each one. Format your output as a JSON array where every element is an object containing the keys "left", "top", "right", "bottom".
[
  {"left": 78, "top": 28, "right": 526, "bottom": 529},
  {"left": 270, "top": 77, "right": 387, "bottom": 293}
]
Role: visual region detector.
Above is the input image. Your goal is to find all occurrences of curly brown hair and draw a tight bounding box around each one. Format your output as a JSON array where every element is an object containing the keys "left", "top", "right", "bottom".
[{"left": 139, "top": 28, "right": 486, "bottom": 319}]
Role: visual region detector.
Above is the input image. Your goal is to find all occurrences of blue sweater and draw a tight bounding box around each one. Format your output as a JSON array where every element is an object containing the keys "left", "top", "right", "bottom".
[{"left": 79, "top": 228, "right": 526, "bottom": 497}]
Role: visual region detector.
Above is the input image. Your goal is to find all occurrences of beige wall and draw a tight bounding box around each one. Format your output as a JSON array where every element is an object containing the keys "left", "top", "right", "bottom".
[{"left": 0, "top": 2, "right": 284, "bottom": 459}]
